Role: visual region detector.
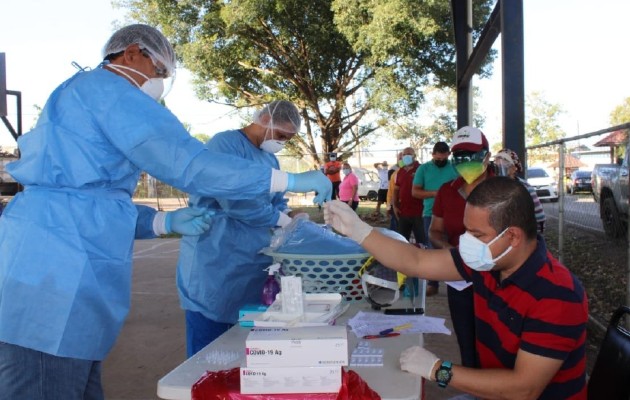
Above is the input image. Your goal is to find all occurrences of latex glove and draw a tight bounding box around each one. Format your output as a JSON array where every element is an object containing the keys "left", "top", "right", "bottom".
[
  {"left": 323, "top": 200, "right": 373, "bottom": 244},
  {"left": 287, "top": 171, "right": 332, "bottom": 205},
  {"left": 400, "top": 346, "right": 440, "bottom": 381},
  {"left": 166, "top": 207, "right": 214, "bottom": 236}
]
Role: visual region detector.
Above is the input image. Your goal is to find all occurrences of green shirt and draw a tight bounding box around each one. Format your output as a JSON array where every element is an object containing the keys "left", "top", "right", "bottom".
[{"left": 412, "top": 160, "right": 459, "bottom": 217}]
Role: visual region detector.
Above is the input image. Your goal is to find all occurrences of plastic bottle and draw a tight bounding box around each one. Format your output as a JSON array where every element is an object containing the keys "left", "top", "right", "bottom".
[{"left": 261, "top": 263, "right": 281, "bottom": 306}]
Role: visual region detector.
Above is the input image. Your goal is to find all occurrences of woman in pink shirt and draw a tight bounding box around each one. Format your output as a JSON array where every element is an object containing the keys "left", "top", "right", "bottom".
[{"left": 339, "top": 162, "right": 360, "bottom": 210}]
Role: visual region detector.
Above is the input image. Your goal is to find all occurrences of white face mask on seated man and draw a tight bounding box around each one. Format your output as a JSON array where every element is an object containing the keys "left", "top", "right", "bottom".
[{"left": 458, "top": 228, "right": 512, "bottom": 271}]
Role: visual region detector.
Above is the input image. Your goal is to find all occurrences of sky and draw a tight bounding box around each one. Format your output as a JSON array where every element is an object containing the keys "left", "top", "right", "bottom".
[{"left": 1, "top": 0, "right": 629, "bottom": 153}]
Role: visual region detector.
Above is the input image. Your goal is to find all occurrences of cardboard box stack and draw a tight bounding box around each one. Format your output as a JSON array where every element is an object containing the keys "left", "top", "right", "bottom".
[{"left": 241, "top": 325, "right": 348, "bottom": 395}]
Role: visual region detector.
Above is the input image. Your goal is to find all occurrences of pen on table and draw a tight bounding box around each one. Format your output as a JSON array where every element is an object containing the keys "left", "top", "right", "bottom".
[
  {"left": 378, "top": 322, "right": 413, "bottom": 336},
  {"left": 362, "top": 332, "right": 401, "bottom": 340}
]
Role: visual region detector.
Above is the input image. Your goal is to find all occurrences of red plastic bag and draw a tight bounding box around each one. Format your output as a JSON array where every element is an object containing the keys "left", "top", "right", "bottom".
[{"left": 191, "top": 368, "right": 381, "bottom": 400}]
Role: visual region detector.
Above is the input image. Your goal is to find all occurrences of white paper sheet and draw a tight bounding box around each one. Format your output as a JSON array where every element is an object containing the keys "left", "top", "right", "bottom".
[
  {"left": 445, "top": 280, "right": 472, "bottom": 291},
  {"left": 348, "top": 311, "right": 451, "bottom": 337}
]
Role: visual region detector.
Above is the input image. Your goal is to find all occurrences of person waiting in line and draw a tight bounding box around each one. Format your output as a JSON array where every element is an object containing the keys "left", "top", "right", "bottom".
[
  {"left": 323, "top": 176, "right": 588, "bottom": 399},
  {"left": 386, "top": 152, "right": 403, "bottom": 231},
  {"left": 392, "top": 147, "right": 424, "bottom": 244},
  {"left": 177, "top": 100, "right": 310, "bottom": 357},
  {"left": 429, "top": 127, "right": 494, "bottom": 368},
  {"left": 324, "top": 152, "right": 343, "bottom": 199},
  {"left": 494, "top": 149, "right": 546, "bottom": 233},
  {"left": 0, "top": 24, "right": 332, "bottom": 400},
  {"left": 411, "top": 141, "right": 458, "bottom": 297},
  {"left": 373, "top": 160, "right": 389, "bottom": 217},
  {"left": 339, "top": 162, "right": 360, "bottom": 211}
]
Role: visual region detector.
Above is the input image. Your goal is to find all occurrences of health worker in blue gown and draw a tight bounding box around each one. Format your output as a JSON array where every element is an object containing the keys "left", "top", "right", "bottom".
[
  {"left": 177, "top": 100, "right": 308, "bottom": 357},
  {"left": 0, "top": 24, "right": 331, "bottom": 400}
]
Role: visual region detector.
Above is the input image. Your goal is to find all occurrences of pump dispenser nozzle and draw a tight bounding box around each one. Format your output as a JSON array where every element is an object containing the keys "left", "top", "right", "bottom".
[{"left": 262, "top": 263, "right": 281, "bottom": 306}]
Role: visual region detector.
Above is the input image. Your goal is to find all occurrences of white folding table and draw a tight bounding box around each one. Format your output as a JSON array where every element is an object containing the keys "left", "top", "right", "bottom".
[{"left": 157, "top": 301, "right": 423, "bottom": 400}]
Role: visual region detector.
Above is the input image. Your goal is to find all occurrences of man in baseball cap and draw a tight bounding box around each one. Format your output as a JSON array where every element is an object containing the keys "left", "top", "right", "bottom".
[{"left": 450, "top": 126, "right": 491, "bottom": 184}]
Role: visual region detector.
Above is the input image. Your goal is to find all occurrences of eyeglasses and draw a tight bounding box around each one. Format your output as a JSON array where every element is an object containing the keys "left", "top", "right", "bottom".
[
  {"left": 140, "top": 48, "right": 169, "bottom": 78},
  {"left": 451, "top": 150, "right": 488, "bottom": 165}
]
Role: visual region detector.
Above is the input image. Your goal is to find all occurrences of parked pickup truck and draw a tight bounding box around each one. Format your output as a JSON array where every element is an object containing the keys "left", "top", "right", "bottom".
[{"left": 592, "top": 150, "right": 628, "bottom": 238}]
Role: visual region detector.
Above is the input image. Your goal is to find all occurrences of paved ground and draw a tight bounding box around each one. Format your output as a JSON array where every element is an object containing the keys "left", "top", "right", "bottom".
[{"left": 101, "top": 236, "right": 466, "bottom": 400}]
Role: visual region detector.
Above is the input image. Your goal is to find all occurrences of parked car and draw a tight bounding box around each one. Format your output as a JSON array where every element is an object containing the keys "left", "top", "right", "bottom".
[
  {"left": 593, "top": 149, "right": 628, "bottom": 238},
  {"left": 526, "top": 167, "right": 558, "bottom": 202},
  {"left": 565, "top": 170, "right": 593, "bottom": 194},
  {"left": 350, "top": 167, "right": 379, "bottom": 201}
]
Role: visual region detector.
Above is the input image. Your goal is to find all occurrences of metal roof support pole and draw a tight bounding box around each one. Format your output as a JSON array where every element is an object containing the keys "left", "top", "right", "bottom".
[
  {"left": 452, "top": 0, "right": 473, "bottom": 128},
  {"left": 500, "top": 0, "right": 525, "bottom": 169},
  {"left": 0, "top": 53, "right": 6, "bottom": 117}
]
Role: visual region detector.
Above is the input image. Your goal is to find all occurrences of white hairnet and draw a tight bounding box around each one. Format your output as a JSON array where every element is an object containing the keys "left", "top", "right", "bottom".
[
  {"left": 253, "top": 100, "right": 301, "bottom": 132},
  {"left": 102, "top": 24, "right": 176, "bottom": 78}
]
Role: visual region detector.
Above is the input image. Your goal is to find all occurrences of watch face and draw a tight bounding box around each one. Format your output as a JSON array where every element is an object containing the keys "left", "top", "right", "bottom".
[{"left": 437, "top": 368, "right": 451, "bottom": 382}]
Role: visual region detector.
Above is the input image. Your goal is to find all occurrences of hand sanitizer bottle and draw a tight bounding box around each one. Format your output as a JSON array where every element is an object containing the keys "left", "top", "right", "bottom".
[{"left": 261, "top": 263, "right": 281, "bottom": 306}]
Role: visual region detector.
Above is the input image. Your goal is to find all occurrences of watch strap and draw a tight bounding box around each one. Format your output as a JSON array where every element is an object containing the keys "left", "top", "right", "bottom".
[{"left": 436, "top": 360, "right": 453, "bottom": 388}]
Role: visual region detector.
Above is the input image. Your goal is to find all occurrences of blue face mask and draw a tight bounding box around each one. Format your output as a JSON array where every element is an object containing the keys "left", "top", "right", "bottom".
[{"left": 402, "top": 155, "right": 414, "bottom": 166}]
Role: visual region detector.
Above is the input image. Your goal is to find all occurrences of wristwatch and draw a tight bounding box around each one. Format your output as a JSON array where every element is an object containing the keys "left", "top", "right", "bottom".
[{"left": 435, "top": 360, "right": 453, "bottom": 388}]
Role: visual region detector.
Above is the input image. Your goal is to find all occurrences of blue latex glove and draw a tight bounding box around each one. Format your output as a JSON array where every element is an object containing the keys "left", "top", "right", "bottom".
[
  {"left": 287, "top": 171, "right": 332, "bottom": 205},
  {"left": 165, "top": 207, "right": 214, "bottom": 236}
]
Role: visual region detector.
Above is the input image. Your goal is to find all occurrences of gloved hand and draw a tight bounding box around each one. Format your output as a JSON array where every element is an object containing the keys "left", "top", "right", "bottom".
[
  {"left": 166, "top": 207, "right": 214, "bottom": 236},
  {"left": 400, "top": 346, "right": 440, "bottom": 381},
  {"left": 287, "top": 171, "right": 332, "bottom": 205},
  {"left": 323, "top": 200, "right": 373, "bottom": 243}
]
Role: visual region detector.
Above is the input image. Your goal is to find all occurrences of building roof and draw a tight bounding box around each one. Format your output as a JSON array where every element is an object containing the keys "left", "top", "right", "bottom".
[
  {"left": 593, "top": 130, "right": 628, "bottom": 147},
  {"left": 547, "top": 154, "right": 586, "bottom": 169}
]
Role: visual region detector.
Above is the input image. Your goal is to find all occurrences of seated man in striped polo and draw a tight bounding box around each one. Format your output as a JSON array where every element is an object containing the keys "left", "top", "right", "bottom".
[{"left": 324, "top": 176, "right": 588, "bottom": 399}]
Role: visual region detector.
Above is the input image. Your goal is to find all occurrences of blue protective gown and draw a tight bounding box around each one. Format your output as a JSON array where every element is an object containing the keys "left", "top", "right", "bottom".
[
  {"left": 0, "top": 67, "right": 275, "bottom": 361},
  {"left": 177, "top": 130, "right": 288, "bottom": 323}
]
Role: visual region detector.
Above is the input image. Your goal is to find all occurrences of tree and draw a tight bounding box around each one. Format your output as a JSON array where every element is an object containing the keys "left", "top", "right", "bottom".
[
  {"left": 609, "top": 97, "right": 630, "bottom": 127},
  {"left": 115, "top": 0, "right": 494, "bottom": 168},
  {"left": 193, "top": 133, "right": 211, "bottom": 144},
  {"left": 525, "top": 91, "right": 566, "bottom": 165},
  {"left": 388, "top": 86, "right": 486, "bottom": 151},
  {"left": 607, "top": 98, "right": 630, "bottom": 162}
]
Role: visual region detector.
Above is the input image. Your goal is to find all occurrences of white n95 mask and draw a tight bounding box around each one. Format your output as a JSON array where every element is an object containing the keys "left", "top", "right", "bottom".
[
  {"left": 140, "top": 78, "right": 164, "bottom": 101},
  {"left": 458, "top": 228, "right": 512, "bottom": 271},
  {"left": 260, "top": 139, "right": 286, "bottom": 154},
  {"left": 106, "top": 64, "right": 164, "bottom": 101}
]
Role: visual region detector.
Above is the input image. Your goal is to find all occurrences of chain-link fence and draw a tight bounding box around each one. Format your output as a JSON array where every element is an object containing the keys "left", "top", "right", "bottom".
[
  {"left": 527, "top": 123, "right": 630, "bottom": 328},
  {"left": 134, "top": 172, "right": 189, "bottom": 210}
]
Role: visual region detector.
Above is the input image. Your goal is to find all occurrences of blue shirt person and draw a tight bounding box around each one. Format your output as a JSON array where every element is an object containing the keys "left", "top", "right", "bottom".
[
  {"left": 0, "top": 24, "right": 331, "bottom": 400},
  {"left": 412, "top": 141, "right": 458, "bottom": 295}
]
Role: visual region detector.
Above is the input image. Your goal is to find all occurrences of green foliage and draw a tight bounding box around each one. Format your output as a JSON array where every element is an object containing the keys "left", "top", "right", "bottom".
[
  {"left": 388, "top": 86, "right": 486, "bottom": 150},
  {"left": 609, "top": 97, "right": 630, "bottom": 127},
  {"left": 114, "top": 0, "right": 494, "bottom": 168},
  {"left": 193, "top": 133, "right": 211, "bottom": 144},
  {"left": 525, "top": 91, "right": 566, "bottom": 165}
]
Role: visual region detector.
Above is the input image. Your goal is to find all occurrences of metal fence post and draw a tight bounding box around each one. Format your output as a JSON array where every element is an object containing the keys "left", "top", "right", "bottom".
[{"left": 558, "top": 143, "right": 565, "bottom": 262}]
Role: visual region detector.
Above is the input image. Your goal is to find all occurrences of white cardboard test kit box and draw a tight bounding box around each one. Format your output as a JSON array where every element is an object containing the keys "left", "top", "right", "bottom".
[
  {"left": 240, "top": 365, "right": 342, "bottom": 394},
  {"left": 245, "top": 325, "right": 348, "bottom": 367}
]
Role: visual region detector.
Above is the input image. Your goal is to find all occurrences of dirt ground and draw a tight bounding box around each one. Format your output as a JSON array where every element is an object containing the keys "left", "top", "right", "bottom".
[{"left": 542, "top": 220, "right": 628, "bottom": 370}]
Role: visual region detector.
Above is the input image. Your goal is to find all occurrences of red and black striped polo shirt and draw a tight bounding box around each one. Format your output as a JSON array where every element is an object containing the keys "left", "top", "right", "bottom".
[{"left": 452, "top": 237, "right": 588, "bottom": 399}]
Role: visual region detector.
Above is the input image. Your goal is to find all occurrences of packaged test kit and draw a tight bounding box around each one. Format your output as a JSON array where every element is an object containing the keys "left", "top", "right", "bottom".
[
  {"left": 240, "top": 365, "right": 342, "bottom": 394},
  {"left": 245, "top": 325, "right": 348, "bottom": 367}
]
